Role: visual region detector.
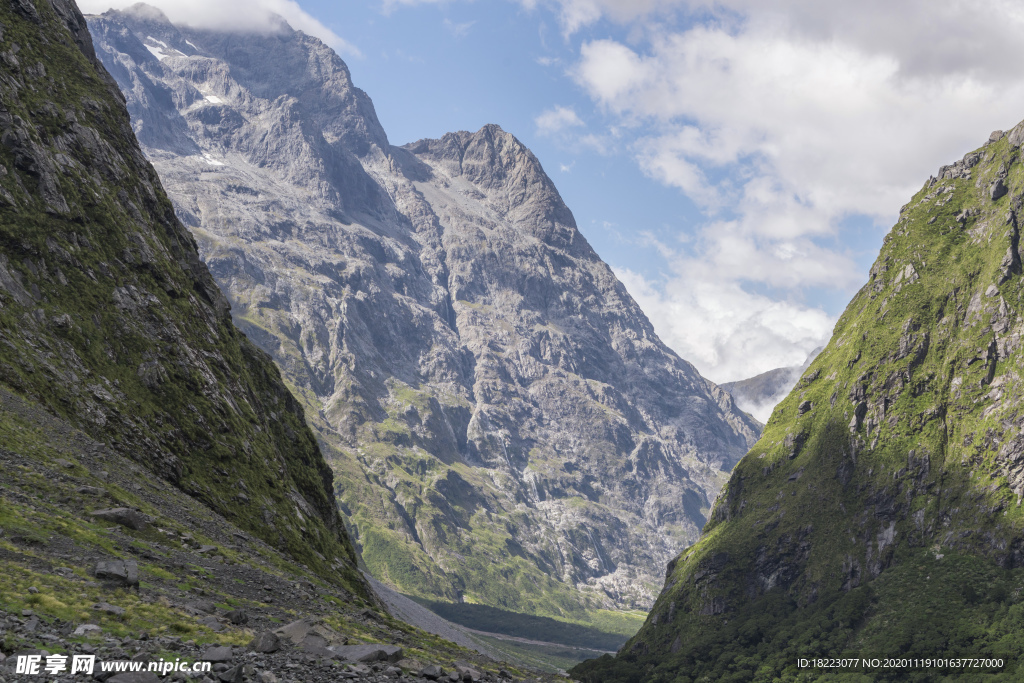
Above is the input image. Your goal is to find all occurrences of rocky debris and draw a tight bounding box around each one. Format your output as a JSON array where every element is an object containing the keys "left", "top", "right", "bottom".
[
  {"left": 0, "top": 601, "right": 535, "bottom": 683},
  {"left": 94, "top": 560, "right": 139, "bottom": 587},
  {"left": 89, "top": 507, "right": 148, "bottom": 530}
]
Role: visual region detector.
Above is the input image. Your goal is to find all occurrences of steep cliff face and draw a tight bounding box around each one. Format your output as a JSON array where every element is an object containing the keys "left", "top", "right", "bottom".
[
  {"left": 575, "top": 127, "right": 1024, "bottom": 681},
  {"left": 0, "top": 0, "right": 363, "bottom": 593},
  {"left": 87, "top": 6, "right": 761, "bottom": 618}
]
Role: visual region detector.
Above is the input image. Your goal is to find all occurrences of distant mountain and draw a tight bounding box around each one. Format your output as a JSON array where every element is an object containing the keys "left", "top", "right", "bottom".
[
  {"left": 87, "top": 5, "right": 761, "bottom": 620},
  {"left": 721, "top": 347, "right": 822, "bottom": 422},
  {"left": 575, "top": 127, "right": 1024, "bottom": 680}
]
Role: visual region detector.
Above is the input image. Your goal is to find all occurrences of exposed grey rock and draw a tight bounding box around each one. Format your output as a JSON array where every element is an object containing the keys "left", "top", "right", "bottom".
[
  {"left": 93, "top": 602, "right": 125, "bottom": 616},
  {"left": 217, "top": 665, "right": 245, "bottom": 683},
  {"left": 88, "top": 507, "right": 147, "bottom": 530},
  {"left": 224, "top": 609, "right": 247, "bottom": 625},
  {"left": 192, "top": 600, "right": 217, "bottom": 614},
  {"left": 248, "top": 631, "right": 280, "bottom": 653},
  {"left": 992, "top": 178, "right": 1009, "bottom": 200},
  {"left": 454, "top": 661, "right": 483, "bottom": 681},
  {"left": 73, "top": 624, "right": 102, "bottom": 636},
  {"left": 199, "top": 646, "right": 232, "bottom": 662},
  {"left": 199, "top": 616, "right": 224, "bottom": 632},
  {"left": 88, "top": 7, "right": 762, "bottom": 612},
  {"left": 329, "top": 644, "right": 404, "bottom": 663},
  {"left": 420, "top": 665, "right": 445, "bottom": 680},
  {"left": 94, "top": 560, "right": 139, "bottom": 587}
]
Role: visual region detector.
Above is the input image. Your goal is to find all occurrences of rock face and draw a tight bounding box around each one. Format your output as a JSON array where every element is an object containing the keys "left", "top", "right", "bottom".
[
  {"left": 0, "top": 0, "right": 363, "bottom": 594},
  {"left": 87, "top": 5, "right": 761, "bottom": 615},
  {"left": 575, "top": 127, "right": 1024, "bottom": 681}
]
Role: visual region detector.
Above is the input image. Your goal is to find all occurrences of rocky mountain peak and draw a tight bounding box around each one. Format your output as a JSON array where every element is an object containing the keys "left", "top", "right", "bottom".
[
  {"left": 405, "top": 124, "right": 582, "bottom": 252},
  {"left": 88, "top": 11, "right": 761, "bottom": 618}
]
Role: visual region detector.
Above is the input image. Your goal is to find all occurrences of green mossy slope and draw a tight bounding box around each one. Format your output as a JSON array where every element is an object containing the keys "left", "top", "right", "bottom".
[
  {"left": 574, "top": 126, "right": 1024, "bottom": 682},
  {"left": 0, "top": 0, "right": 364, "bottom": 597}
]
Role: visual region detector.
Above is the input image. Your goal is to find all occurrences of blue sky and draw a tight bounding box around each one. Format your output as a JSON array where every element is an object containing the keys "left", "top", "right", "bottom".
[{"left": 80, "top": 0, "right": 1024, "bottom": 396}]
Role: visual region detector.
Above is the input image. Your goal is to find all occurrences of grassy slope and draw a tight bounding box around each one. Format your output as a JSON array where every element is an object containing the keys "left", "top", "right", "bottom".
[
  {"left": 0, "top": 0, "right": 361, "bottom": 595},
  {"left": 574, "top": 128, "right": 1024, "bottom": 682}
]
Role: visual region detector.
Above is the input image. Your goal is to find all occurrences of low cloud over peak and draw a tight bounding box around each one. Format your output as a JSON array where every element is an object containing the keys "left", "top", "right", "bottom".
[{"left": 78, "top": 0, "right": 362, "bottom": 57}]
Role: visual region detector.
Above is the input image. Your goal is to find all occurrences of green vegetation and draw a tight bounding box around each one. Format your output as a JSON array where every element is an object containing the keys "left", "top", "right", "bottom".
[
  {"left": 574, "top": 129, "right": 1024, "bottom": 681},
  {"left": 0, "top": 0, "right": 365, "bottom": 600}
]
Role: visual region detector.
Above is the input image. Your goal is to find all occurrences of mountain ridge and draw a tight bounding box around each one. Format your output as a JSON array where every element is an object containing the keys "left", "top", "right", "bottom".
[
  {"left": 86, "top": 4, "right": 761, "bottom": 621},
  {"left": 574, "top": 124, "right": 1024, "bottom": 681}
]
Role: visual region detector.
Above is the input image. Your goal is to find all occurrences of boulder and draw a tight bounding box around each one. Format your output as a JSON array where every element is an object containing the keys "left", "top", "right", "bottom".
[
  {"left": 89, "top": 508, "right": 147, "bottom": 531},
  {"left": 73, "top": 624, "right": 101, "bottom": 636},
  {"left": 330, "top": 644, "right": 403, "bottom": 663},
  {"left": 94, "top": 560, "right": 139, "bottom": 587},
  {"left": 992, "top": 178, "right": 1009, "bottom": 201},
  {"left": 225, "top": 609, "right": 248, "bottom": 625},
  {"left": 93, "top": 602, "right": 125, "bottom": 616},
  {"left": 248, "top": 632, "right": 280, "bottom": 653},
  {"left": 200, "top": 616, "right": 225, "bottom": 632},
  {"left": 275, "top": 616, "right": 339, "bottom": 646},
  {"left": 420, "top": 665, "right": 445, "bottom": 680},
  {"left": 455, "top": 661, "right": 483, "bottom": 682},
  {"left": 218, "top": 665, "right": 245, "bottom": 683},
  {"left": 199, "top": 646, "right": 233, "bottom": 662}
]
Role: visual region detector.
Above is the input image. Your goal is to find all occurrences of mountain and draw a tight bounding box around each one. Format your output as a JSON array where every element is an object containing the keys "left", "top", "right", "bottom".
[
  {"left": 85, "top": 5, "right": 762, "bottom": 622},
  {"left": 721, "top": 347, "right": 822, "bottom": 422},
  {"left": 0, "top": 1, "right": 537, "bottom": 677},
  {"left": 574, "top": 127, "right": 1024, "bottom": 681},
  {"left": 0, "top": 0, "right": 362, "bottom": 586}
]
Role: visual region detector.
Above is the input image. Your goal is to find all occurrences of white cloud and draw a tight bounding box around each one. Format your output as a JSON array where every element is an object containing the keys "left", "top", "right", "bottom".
[
  {"left": 534, "top": 105, "right": 585, "bottom": 135},
  {"left": 78, "top": 0, "right": 362, "bottom": 58},
  {"left": 616, "top": 264, "right": 833, "bottom": 385},
  {"left": 443, "top": 18, "right": 476, "bottom": 37},
  {"left": 561, "top": 1, "right": 1024, "bottom": 387}
]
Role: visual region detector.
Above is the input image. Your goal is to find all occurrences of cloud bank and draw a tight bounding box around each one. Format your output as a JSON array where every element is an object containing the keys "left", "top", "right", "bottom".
[
  {"left": 550, "top": 0, "right": 1024, "bottom": 383},
  {"left": 78, "top": 0, "right": 362, "bottom": 57}
]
